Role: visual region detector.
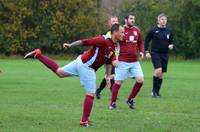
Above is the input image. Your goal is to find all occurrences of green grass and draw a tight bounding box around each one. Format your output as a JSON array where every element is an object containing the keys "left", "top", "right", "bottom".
[{"left": 0, "top": 58, "right": 200, "bottom": 132}]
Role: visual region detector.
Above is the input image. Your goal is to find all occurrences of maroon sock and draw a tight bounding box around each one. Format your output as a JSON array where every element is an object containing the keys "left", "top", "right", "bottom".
[
  {"left": 128, "top": 82, "right": 143, "bottom": 101},
  {"left": 37, "top": 55, "right": 59, "bottom": 73},
  {"left": 82, "top": 95, "right": 94, "bottom": 122},
  {"left": 110, "top": 79, "right": 115, "bottom": 92},
  {"left": 111, "top": 83, "right": 121, "bottom": 104}
]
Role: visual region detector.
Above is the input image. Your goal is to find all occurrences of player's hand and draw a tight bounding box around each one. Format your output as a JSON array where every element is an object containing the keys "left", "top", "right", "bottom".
[
  {"left": 139, "top": 52, "right": 144, "bottom": 59},
  {"left": 168, "top": 44, "right": 174, "bottom": 50},
  {"left": 145, "top": 52, "right": 151, "bottom": 59},
  {"left": 112, "top": 60, "right": 119, "bottom": 67},
  {"left": 63, "top": 43, "right": 71, "bottom": 49}
]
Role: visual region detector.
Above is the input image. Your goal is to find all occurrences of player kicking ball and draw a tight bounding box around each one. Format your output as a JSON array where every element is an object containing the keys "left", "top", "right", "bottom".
[{"left": 24, "top": 24, "right": 124, "bottom": 127}]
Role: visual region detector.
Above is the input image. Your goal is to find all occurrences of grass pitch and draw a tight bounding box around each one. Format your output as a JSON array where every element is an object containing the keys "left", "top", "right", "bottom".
[{"left": 0, "top": 58, "right": 200, "bottom": 132}]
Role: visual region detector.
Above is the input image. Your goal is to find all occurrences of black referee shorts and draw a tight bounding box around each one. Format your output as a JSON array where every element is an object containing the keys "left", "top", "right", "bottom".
[{"left": 151, "top": 52, "right": 168, "bottom": 72}]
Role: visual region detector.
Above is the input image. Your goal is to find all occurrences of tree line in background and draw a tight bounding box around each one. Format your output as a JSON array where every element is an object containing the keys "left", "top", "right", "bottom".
[
  {"left": 0, "top": 0, "right": 108, "bottom": 55},
  {"left": 0, "top": 0, "right": 199, "bottom": 59}
]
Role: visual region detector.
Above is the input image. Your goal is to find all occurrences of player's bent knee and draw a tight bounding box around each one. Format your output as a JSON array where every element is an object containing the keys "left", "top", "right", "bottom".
[
  {"left": 86, "top": 92, "right": 95, "bottom": 96},
  {"left": 136, "top": 77, "right": 144, "bottom": 83},
  {"left": 155, "top": 68, "right": 162, "bottom": 77},
  {"left": 158, "top": 73, "right": 163, "bottom": 79},
  {"left": 56, "top": 68, "right": 67, "bottom": 78},
  {"left": 156, "top": 71, "right": 163, "bottom": 78},
  {"left": 115, "top": 80, "right": 123, "bottom": 85}
]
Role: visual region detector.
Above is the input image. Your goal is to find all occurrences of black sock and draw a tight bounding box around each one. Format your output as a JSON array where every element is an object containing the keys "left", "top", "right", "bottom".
[
  {"left": 96, "top": 78, "right": 106, "bottom": 93},
  {"left": 110, "top": 79, "right": 115, "bottom": 92},
  {"left": 153, "top": 76, "right": 160, "bottom": 93},
  {"left": 157, "top": 78, "right": 163, "bottom": 94}
]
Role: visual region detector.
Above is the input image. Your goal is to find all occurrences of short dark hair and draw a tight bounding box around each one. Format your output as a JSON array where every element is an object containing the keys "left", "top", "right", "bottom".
[
  {"left": 125, "top": 15, "right": 130, "bottom": 20},
  {"left": 111, "top": 23, "right": 120, "bottom": 34},
  {"left": 125, "top": 14, "right": 134, "bottom": 20}
]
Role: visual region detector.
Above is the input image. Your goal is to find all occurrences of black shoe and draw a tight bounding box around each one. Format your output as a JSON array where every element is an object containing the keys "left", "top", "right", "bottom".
[
  {"left": 152, "top": 92, "right": 161, "bottom": 98},
  {"left": 156, "top": 92, "right": 161, "bottom": 97},
  {"left": 109, "top": 102, "right": 117, "bottom": 110},
  {"left": 126, "top": 99, "right": 135, "bottom": 109},
  {"left": 152, "top": 92, "right": 157, "bottom": 98}
]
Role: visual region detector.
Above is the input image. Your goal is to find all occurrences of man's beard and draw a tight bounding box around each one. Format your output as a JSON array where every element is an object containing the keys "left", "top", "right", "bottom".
[{"left": 127, "top": 22, "right": 134, "bottom": 27}]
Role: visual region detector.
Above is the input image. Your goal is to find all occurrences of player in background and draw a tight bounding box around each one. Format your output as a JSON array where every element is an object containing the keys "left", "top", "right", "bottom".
[
  {"left": 24, "top": 24, "right": 124, "bottom": 127},
  {"left": 145, "top": 13, "right": 174, "bottom": 97},
  {"left": 102, "top": 16, "right": 119, "bottom": 37},
  {"left": 96, "top": 16, "right": 119, "bottom": 99},
  {"left": 109, "top": 15, "right": 144, "bottom": 110}
]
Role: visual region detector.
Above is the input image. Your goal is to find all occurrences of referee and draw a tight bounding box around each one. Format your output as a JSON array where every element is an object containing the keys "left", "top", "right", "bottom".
[{"left": 145, "top": 13, "right": 174, "bottom": 97}]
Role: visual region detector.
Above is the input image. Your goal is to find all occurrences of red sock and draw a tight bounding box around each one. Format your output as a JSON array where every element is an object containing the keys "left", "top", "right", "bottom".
[
  {"left": 37, "top": 55, "right": 59, "bottom": 73},
  {"left": 128, "top": 82, "right": 143, "bottom": 101},
  {"left": 82, "top": 95, "right": 94, "bottom": 122},
  {"left": 111, "top": 83, "right": 121, "bottom": 104}
]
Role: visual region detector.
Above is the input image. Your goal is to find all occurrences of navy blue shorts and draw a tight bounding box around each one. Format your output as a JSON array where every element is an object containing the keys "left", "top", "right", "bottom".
[{"left": 151, "top": 52, "right": 168, "bottom": 72}]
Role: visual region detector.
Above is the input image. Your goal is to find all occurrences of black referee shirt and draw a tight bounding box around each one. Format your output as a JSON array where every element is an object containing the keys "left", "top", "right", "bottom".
[{"left": 145, "top": 26, "right": 173, "bottom": 53}]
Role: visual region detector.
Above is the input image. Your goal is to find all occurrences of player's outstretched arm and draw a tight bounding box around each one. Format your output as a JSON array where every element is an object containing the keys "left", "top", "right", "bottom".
[{"left": 63, "top": 40, "right": 83, "bottom": 49}]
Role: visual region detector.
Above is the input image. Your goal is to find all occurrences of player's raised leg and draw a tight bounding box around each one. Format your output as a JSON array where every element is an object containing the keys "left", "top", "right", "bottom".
[{"left": 24, "top": 49, "right": 71, "bottom": 78}]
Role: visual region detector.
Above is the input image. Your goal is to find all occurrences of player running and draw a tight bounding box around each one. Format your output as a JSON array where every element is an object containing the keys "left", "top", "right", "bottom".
[
  {"left": 109, "top": 15, "right": 144, "bottom": 110},
  {"left": 24, "top": 24, "right": 124, "bottom": 127},
  {"left": 96, "top": 16, "right": 119, "bottom": 99},
  {"left": 145, "top": 13, "right": 174, "bottom": 97}
]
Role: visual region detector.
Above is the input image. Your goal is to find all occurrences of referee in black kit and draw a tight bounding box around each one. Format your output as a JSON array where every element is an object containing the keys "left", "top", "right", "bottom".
[{"left": 145, "top": 13, "right": 174, "bottom": 97}]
